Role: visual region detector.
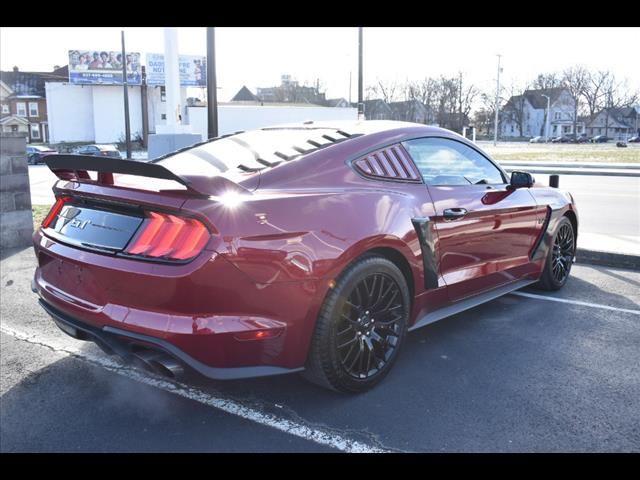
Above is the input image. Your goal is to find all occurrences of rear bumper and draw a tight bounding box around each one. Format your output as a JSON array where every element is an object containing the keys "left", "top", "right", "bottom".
[
  {"left": 32, "top": 228, "right": 327, "bottom": 376},
  {"left": 35, "top": 293, "right": 303, "bottom": 380}
]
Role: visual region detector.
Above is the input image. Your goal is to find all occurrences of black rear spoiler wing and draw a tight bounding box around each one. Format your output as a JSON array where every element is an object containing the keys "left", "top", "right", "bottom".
[{"left": 45, "top": 155, "right": 252, "bottom": 197}]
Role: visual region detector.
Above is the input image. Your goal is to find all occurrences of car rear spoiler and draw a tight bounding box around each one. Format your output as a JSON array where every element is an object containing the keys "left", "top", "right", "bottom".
[{"left": 45, "top": 155, "right": 252, "bottom": 197}]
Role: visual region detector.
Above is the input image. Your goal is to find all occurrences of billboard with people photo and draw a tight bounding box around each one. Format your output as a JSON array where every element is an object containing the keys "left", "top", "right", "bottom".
[{"left": 68, "top": 50, "right": 142, "bottom": 85}]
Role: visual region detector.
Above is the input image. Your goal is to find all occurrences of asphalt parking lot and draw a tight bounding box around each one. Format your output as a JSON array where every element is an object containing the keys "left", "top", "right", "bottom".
[{"left": 1, "top": 247, "right": 639, "bottom": 452}]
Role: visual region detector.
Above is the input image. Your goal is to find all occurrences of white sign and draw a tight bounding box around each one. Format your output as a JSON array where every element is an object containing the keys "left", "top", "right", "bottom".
[{"left": 146, "top": 53, "right": 206, "bottom": 86}]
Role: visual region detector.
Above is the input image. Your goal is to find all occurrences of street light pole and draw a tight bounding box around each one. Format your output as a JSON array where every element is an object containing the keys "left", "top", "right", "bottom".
[
  {"left": 493, "top": 54, "right": 502, "bottom": 146},
  {"left": 541, "top": 94, "right": 550, "bottom": 142}
]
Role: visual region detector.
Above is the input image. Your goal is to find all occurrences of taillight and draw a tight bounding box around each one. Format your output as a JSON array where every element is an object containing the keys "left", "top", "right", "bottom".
[
  {"left": 125, "top": 211, "right": 210, "bottom": 261},
  {"left": 41, "top": 196, "right": 72, "bottom": 228}
]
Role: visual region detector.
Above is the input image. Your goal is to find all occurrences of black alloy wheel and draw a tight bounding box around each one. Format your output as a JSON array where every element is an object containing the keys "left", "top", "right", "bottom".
[
  {"left": 551, "top": 222, "right": 574, "bottom": 284},
  {"left": 537, "top": 216, "right": 575, "bottom": 291},
  {"left": 304, "top": 256, "right": 410, "bottom": 393},
  {"left": 336, "top": 273, "right": 403, "bottom": 380}
]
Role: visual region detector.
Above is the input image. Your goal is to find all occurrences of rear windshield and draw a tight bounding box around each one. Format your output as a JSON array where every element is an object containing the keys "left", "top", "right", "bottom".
[{"left": 153, "top": 128, "right": 349, "bottom": 176}]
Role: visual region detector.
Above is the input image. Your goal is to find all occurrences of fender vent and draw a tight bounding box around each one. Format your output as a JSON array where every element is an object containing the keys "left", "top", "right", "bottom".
[{"left": 353, "top": 144, "right": 422, "bottom": 183}]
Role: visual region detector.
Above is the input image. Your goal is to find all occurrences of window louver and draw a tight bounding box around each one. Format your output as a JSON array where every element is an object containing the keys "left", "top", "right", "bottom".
[{"left": 353, "top": 145, "right": 422, "bottom": 183}]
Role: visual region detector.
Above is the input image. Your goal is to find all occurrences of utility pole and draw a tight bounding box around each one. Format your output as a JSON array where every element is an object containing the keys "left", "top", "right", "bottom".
[
  {"left": 493, "top": 54, "right": 502, "bottom": 146},
  {"left": 206, "top": 27, "right": 219, "bottom": 139},
  {"left": 358, "top": 27, "right": 363, "bottom": 119},
  {"left": 140, "top": 65, "right": 149, "bottom": 148},
  {"left": 459, "top": 71, "right": 463, "bottom": 134},
  {"left": 121, "top": 30, "right": 132, "bottom": 159}
]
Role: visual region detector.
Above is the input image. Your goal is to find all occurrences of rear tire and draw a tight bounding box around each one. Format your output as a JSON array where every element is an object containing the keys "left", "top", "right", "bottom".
[
  {"left": 536, "top": 216, "right": 575, "bottom": 291},
  {"left": 303, "top": 256, "right": 410, "bottom": 393}
]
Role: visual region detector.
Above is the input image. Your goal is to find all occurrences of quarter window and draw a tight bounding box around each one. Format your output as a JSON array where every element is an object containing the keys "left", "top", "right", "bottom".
[{"left": 403, "top": 137, "right": 505, "bottom": 186}]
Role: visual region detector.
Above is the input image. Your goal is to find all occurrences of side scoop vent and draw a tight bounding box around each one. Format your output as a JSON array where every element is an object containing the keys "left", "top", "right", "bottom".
[{"left": 353, "top": 144, "right": 422, "bottom": 183}]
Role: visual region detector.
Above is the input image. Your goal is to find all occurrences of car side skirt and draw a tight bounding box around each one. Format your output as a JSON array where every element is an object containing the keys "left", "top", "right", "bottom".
[{"left": 408, "top": 278, "right": 536, "bottom": 332}]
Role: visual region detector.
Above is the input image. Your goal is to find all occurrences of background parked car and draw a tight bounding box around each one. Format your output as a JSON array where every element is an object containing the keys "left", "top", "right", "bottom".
[
  {"left": 628, "top": 135, "right": 640, "bottom": 143},
  {"left": 529, "top": 136, "right": 547, "bottom": 143},
  {"left": 75, "top": 144, "right": 122, "bottom": 158},
  {"left": 591, "top": 135, "right": 610, "bottom": 143},
  {"left": 551, "top": 135, "right": 571, "bottom": 143},
  {"left": 26, "top": 145, "right": 58, "bottom": 165},
  {"left": 576, "top": 133, "right": 590, "bottom": 143}
]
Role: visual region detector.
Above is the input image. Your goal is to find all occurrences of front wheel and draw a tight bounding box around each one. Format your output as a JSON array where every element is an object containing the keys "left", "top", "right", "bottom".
[
  {"left": 303, "top": 256, "right": 410, "bottom": 393},
  {"left": 536, "top": 216, "right": 575, "bottom": 291}
]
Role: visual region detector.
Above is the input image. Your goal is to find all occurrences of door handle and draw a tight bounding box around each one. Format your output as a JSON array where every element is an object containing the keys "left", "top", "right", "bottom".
[{"left": 443, "top": 208, "right": 468, "bottom": 220}]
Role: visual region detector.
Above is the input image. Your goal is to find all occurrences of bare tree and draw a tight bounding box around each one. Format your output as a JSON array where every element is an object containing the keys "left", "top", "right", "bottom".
[
  {"left": 502, "top": 81, "right": 530, "bottom": 137},
  {"left": 582, "top": 70, "right": 610, "bottom": 122},
  {"left": 475, "top": 92, "right": 499, "bottom": 136},
  {"left": 366, "top": 80, "right": 401, "bottom": 103},
  {"left": 405, "top": 77, "right": 439, "bottom": 110},
  {"left": 533, "top": 73, "right": 562, "bottom": 90},
  {"left": 457, "top": 72, "right": 479, "bottom": 132},
  {"left": 433, "top": 76, "right": 459, "bottom": 130},
  {"left": 600, "top": 75, "right": 639, "bottom": 137},
  {"left": 562, "top": 66, "right": 590, "bottom": 136}
]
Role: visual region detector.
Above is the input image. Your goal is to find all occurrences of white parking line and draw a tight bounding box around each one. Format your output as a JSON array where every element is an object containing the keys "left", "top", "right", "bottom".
[
  {"left": 0, "top": 324, "right": 390, "bottom": 453},
  {"left": 510, "top": 291, "right": 640, "bottom": 315}
]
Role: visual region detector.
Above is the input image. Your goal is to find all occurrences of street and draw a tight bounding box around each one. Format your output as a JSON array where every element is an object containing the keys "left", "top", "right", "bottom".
[{"left": 1, "top": 247, "right": 638, "bottom": 452}]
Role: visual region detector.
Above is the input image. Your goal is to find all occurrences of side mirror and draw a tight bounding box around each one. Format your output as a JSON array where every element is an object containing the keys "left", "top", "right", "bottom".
[{"left": 509, "top": 171, "right": 534, "bottom": 189}]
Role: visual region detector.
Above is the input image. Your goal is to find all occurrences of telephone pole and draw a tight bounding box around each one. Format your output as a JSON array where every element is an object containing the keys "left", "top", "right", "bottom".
[
  {"left": 206, "top": 27, "right": 219, "bottom": 139},
  {"left": 493, "top": 54, "right": 502, "bottom": 146},
  {"left": 121, "top": 30, "right": 132, "bottom": 159}
]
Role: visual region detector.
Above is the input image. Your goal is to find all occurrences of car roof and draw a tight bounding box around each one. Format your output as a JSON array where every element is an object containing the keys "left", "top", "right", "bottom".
[
  {"left": 86, "top": 144, "right": 119, "bottom": 150},
  {"left": 27, "top": 145, "right": 53, "bottom": 150}
]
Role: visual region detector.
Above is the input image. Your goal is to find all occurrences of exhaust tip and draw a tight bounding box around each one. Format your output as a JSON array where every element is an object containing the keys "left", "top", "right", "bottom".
[
  {"left": 150, "top": 357, "right": 184, "bottom": 379},
  {"left": 128, "top": 349, "right": 184, "bottom": 379}
]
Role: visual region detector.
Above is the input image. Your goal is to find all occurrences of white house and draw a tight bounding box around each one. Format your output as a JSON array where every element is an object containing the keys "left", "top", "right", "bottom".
[
  {"left": 46, "top": 82, "right": 184, "bottom": 144},
  {"left": 187, "top": 102, "right": 357, "bottom": 141},
  {"left": 46, "top": 82, "right": 358, "bottom": 144},
  {"left": 500, "top": 88, "right": 585, "bottom": 139},
  {"left": 586, "top": 107, "right": 639, "bottom": 140}
]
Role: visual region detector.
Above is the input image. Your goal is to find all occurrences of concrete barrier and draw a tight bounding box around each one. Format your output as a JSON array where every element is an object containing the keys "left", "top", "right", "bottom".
[{"left": 1, "top": 133, "right": 33, "bottom": 250}]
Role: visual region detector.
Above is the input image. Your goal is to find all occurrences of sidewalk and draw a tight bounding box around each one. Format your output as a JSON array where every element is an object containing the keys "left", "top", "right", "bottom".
[{"left": 576, "top": 232, "right": 640, "bottom": 270}]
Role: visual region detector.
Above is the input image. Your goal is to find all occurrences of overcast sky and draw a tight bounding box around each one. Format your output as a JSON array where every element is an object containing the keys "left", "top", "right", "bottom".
[{"left": 1, "top": 27, "right": 638, "bottom": 103}]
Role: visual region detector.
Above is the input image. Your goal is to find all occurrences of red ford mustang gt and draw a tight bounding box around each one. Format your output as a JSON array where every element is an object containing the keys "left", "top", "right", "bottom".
[{"left": 33, "top": 121, "right": 578, "bottom": 392}]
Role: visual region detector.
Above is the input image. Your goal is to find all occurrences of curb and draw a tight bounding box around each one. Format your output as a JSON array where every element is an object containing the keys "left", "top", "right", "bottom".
[
  {"left": 502, "top": 167, "right": 640, "bottom": 177},
  {"left": 499, "top": 162, "right": 640, "bottom": 170},
  {"left": 576, "top": 248, "right": 640, "bottom": 271}
]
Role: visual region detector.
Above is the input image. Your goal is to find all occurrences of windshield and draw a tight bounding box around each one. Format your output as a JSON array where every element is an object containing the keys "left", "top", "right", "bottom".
[{"left": 153, "top": 128, "right": 349, "bottom": 176}]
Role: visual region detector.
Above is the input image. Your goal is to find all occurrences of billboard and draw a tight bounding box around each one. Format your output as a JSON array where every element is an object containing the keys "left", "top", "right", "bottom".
[
  {"left": 68, "top": 50, "right": 142, "bottom": 85},
  {"left": 145, "top": 53, "right": 206, "bottom": 87}
]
